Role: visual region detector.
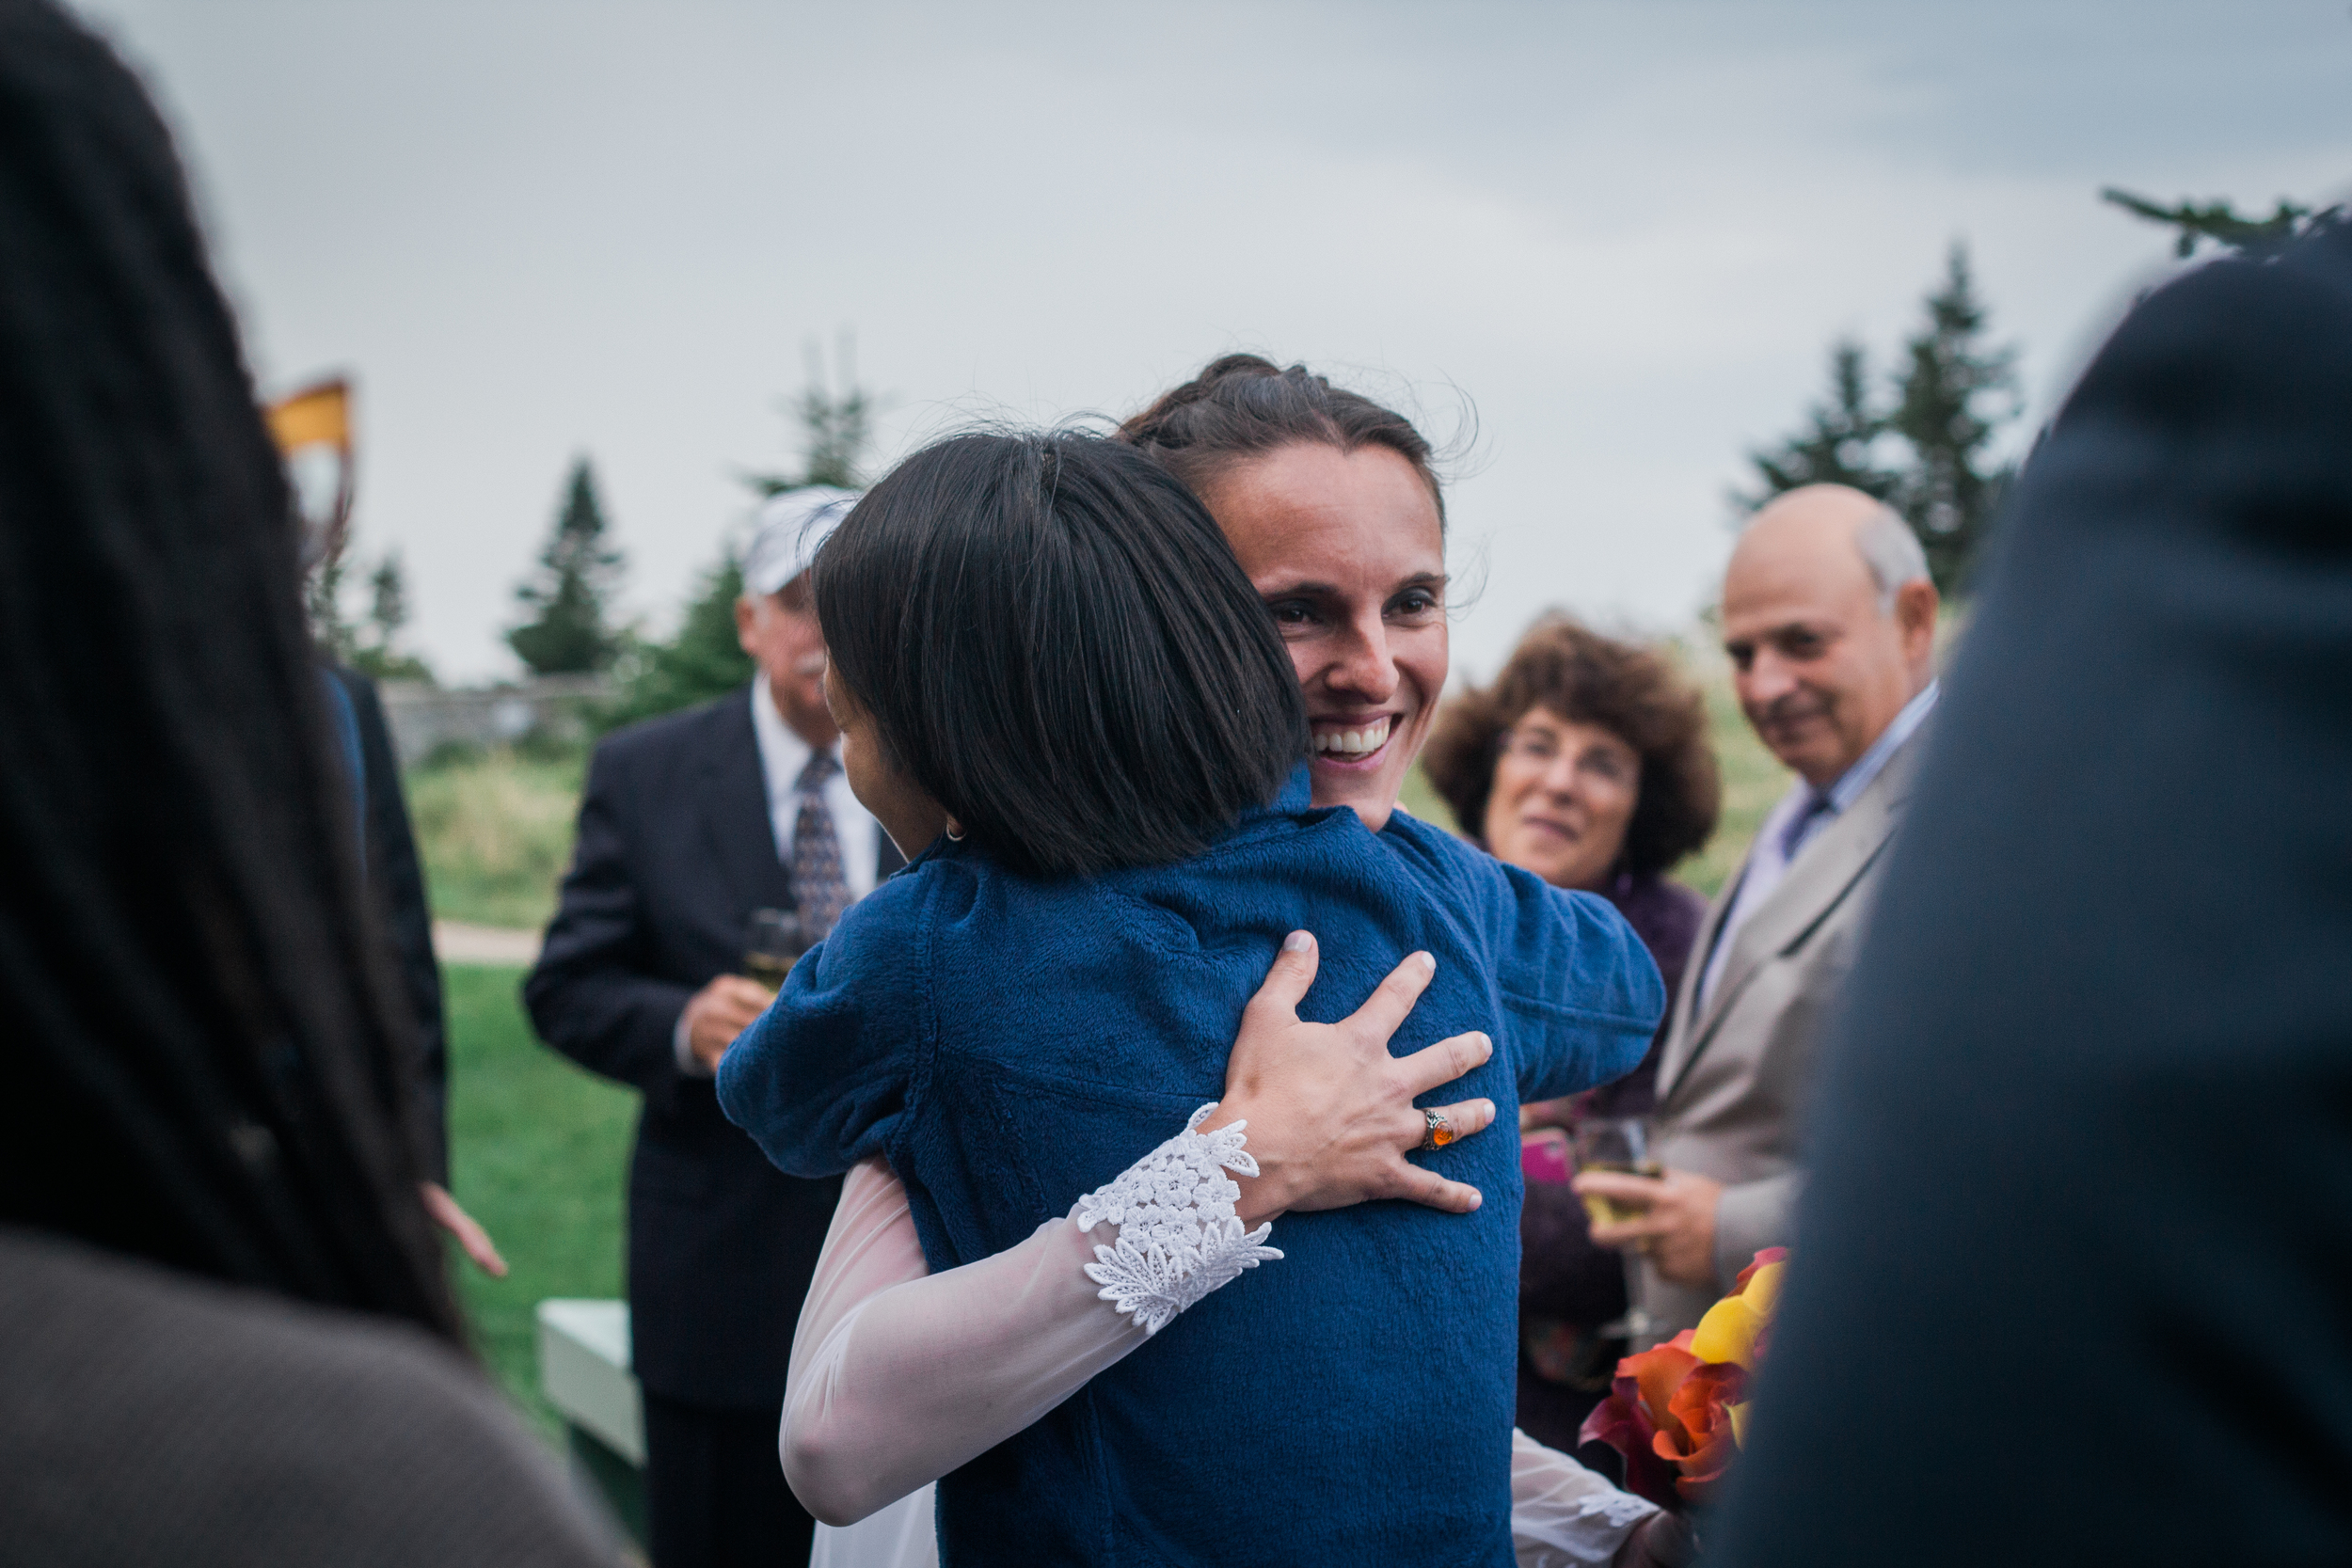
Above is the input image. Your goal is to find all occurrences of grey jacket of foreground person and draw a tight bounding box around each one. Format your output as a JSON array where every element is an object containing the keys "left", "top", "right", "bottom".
[
  {"left": 1634, "top": 735, "right": 1922, "bottom": 1342},
  {"left": 1713, "top": 223, "right": 2352, "bottom": 1563},
  {"left": 0, "top": 1228, "right": 618, "bottom": 1568}
]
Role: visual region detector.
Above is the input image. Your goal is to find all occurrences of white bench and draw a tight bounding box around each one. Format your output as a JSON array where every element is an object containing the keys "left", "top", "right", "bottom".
[{"left": 535, "top": 1299, "right": 644, "bottom": 1542}]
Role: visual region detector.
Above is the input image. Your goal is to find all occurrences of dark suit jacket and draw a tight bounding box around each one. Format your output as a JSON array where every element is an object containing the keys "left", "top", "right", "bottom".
[
  {"left": 1714, "top": 224, "right": 2352, "bottom": 1562},
  {"left": 523, "top": 687, "right": 902, "bottom": 1408},
  {"left": 327, "top": 666, "right": 451, "bottom": 1186}
]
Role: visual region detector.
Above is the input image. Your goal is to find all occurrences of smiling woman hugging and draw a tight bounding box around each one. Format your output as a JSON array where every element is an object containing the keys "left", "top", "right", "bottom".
[
  {"left": 1120, "top": 354, "right": 1450, "bottom": 831},
  {"left": 715, "top": 418, "right": 1686, "bottom": 1568}
]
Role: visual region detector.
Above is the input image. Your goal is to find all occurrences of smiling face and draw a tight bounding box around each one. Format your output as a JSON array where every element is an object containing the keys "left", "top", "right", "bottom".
[
  {"left": 1203, "top": 443, "right": 1447, "bottom": 832},
  {"left": 1483, "top": 707, "right": 1642, "bottom": 892},
  {"left": 1720, "top": 489, "right": 1938, "bottom": 789}
]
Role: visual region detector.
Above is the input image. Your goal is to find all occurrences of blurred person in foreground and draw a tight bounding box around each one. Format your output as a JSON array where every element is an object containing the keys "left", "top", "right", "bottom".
[
  {"left": 1576, "top": 484, "right": 1938, "bottom": 1345},
  {"left": 0, "top": 2, "right": 610, "bottom": 1560},
  {"left": 319, "top": 659, "right": 505, "bottom": 1275},
  {"left": 525, "top": 488, "right": 902, "bottom": 1568},
  {"left": 1422, "top": 618, "right": 1721, "bottom": 1453},
  {"left": 1713, "top": 220, "right": 2352, "bottom": 1564}
]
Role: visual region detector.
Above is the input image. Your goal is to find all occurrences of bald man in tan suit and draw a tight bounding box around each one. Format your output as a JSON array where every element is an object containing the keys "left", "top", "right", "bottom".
[{"left": 1577, "top": 485, "right": 1940, "bottom": 1343}]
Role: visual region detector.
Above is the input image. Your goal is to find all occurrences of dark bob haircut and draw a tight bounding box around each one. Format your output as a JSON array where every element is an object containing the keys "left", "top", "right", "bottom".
[
  {"left": 815, "top": 429, "right": 1309, "bottom": 879},
  {"left": 1120, "top": 353, "right": 1445, "bottom": 528},
  {"left": 1422, "top": 616, "right": 1722, "bottom": 879}
]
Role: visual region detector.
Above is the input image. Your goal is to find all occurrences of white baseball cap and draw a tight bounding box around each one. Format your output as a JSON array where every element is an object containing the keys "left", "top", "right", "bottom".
[{"left": 742, "top": 485, "right": 861, "bottom": 597}]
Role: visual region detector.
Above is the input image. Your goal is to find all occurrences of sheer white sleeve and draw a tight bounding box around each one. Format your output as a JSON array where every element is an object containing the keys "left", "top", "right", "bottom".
[
  {"left": 781, "top": 1112, "right": 1279, "bottom": 1527},
  {"left": 1509, "top": 1427, "right": 1660, "bottom": 1567}
]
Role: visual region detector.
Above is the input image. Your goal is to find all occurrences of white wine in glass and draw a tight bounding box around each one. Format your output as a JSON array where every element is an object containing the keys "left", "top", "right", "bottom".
[
  {"left": 743, "top": 909, "right": 804, "bottom": 991},
  {"left": 1573, "top": 1117, "right": 1662, "bottom": 1228}
]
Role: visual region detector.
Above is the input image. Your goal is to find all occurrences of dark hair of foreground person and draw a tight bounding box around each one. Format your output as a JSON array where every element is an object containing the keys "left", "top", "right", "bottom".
[
  {"left": 1120, "top": 351, "right": 1448, "bottom": 524},
  {"left": 0, "top": 0, "right": 456, "bottom": 1342},
  {"left": 814, "top": 429, "right": 1310, "bottom": 879},
  {"left": 1710, "top": 220, "right": 2352, "bottom": 1562},
  {"left": 1422, "top": 616, "right": 1721, "bottom": 877}
]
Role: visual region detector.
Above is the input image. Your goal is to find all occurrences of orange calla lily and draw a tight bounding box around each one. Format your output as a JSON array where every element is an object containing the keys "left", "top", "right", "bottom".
[{"left": 1581, "top": 1248, "right": 1792, "bottom": 1509}]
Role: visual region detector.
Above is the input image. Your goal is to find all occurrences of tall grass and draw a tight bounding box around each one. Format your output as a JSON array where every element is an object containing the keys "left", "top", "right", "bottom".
[{"left": 408, "top": 748, "right": 584, "bottom": 928}]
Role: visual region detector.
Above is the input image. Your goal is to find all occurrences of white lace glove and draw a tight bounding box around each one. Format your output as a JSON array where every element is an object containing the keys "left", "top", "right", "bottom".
[{"left": 1075, "top": 1103, "right": 1283, "bottom": 1334}]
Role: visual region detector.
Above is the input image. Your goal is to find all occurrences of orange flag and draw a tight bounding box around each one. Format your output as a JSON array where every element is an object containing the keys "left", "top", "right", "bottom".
[{"left": 265, "top": 377, "right": 350, "bottom": 455}]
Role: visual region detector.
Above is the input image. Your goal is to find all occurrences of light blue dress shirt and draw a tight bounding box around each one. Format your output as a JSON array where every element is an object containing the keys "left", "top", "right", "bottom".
[{"left": 1696, "top": 680, "right": 1939, "bottom": 1011}]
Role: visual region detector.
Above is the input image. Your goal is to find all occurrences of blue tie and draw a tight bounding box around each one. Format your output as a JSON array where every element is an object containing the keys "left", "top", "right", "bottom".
[{"left": 1779, "top": 790, "right": 1834, "bottom": 865}]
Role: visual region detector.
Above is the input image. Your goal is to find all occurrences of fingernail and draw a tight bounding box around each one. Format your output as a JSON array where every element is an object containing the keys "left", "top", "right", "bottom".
[
  {"left": 1414, "top": 951, "right": 1435, "bottom": 972},
  {"left": 1282, "top": 930, "right": 1314, "bottom": 952},
  {"left": 1474, "top": 1032, "right": 1491, "bottom": 1057},
  {"left": 1480, "top": 1100, "right": 1495, "bottom": 1122},
  {"left": 1466, "top": 1190, "right": 1483, "bottom": 1211}
]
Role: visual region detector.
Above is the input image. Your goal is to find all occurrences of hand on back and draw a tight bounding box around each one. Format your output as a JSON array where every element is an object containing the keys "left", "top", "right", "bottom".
[{"left": 1203, "top": 932, "right": 1497, "bottom": 1227}]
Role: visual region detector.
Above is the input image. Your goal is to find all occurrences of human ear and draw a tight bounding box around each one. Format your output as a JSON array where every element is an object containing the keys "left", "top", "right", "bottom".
[{"left": 1895, "top": 578, "right": 1940, "bottom": 663}]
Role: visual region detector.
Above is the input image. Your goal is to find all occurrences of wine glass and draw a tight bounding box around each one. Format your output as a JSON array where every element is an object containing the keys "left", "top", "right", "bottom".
[
  {"left": 742, "top": 909, "right": 804, "bottom": 992},
  {"left": 1572, "top": 1117, "right": 1661, "bottom": 1228}
]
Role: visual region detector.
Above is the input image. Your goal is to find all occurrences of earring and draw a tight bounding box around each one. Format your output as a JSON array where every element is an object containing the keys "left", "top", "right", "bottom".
[{"left": 946, "top": 821, "right": 965, "bottom": 843}]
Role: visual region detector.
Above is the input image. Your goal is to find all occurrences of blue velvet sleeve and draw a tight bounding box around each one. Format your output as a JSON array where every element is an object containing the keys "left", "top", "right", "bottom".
[
  {"left": 1477, "top": 853, "right": 1664, "bottom": 1101},
  {"left": 715, "top": 866, "right": 931, "bottom": 1180}
]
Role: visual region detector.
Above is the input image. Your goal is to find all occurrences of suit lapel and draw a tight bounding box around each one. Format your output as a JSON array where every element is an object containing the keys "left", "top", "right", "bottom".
[
  {"left": 1654, "top": 871, "right": 1741, "bottom": 1094},
  {"left": 697, "top": 689, "right": 791, "bottom": 920},
  {"left": 1660, "top": 733, "right": 1926, "bottom": 1106}
]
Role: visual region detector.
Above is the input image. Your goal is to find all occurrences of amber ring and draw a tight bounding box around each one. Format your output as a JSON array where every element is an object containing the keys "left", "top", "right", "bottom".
[{"left": 1419, "top": 1108, "right": 1454, "bottom": 1152}]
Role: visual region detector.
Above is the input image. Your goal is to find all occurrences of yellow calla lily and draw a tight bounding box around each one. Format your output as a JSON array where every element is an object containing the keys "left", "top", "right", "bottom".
[
  {"left": 1740, "top": 1259, "right": 1786, "bottom": 1315},
  {"left": 1690, "top": 1293, "right": 1764, "bottom": 1369}
]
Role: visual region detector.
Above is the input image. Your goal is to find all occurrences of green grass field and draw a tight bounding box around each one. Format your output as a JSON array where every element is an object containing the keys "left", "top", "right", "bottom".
[{"left": 444, "top": 963, "right": 634, "bottom": 1441}]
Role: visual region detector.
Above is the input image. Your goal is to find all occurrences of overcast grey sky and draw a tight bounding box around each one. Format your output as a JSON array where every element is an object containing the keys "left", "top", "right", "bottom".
[{"left": 73, "top": 0, "right": 2352, "bottom": 683}]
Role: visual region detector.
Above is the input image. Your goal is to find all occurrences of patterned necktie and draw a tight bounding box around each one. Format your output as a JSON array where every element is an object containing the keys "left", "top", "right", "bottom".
[{"left": 791, "top": 750, "right": 851, "bottom": 942}]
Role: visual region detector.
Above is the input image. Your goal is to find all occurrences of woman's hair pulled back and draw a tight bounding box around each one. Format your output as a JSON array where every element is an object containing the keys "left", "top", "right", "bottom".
[
  {"left": 816, "top": 430, "right": 1308, "bottom": 879},
  {"left": 0, "top": 0, "right": 459, "bottom": 1339},
  {"left": 1120, "top": 354, "right": 1445, "bottom": 525}
]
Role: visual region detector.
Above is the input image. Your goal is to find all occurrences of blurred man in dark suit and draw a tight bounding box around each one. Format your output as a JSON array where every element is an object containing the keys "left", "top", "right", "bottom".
[
  {"left": 1714, "top": 220, "right": 2352, "bottom": 1564},
  {"left": 526, "top": 487, "right": 901, "bottom": 1568},
  {"left": 323, "top": 663, "right": 503, "bottom": 1274}
]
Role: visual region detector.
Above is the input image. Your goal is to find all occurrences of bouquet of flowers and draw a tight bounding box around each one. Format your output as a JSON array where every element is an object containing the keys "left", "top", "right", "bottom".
[{"left": 1578, "top": 1247, "right": 1787, "bottom": 1507}]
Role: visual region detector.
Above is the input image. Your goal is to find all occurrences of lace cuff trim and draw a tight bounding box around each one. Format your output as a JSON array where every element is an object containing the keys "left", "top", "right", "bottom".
[
  {"left": 1572, "top": 1492, "right": 1658, "bottom": 1529},
  {"left": 1076, "top": 1103, "right": 1282, "bottom": 1335}
]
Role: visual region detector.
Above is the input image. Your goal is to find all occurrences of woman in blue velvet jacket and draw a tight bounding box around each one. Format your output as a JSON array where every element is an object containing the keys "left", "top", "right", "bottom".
[{"left": 719, "top": 422, "right": 1663, "bottom": 1568}]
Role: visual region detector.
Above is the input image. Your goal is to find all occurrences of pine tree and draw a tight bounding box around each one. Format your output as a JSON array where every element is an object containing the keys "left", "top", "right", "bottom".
[
  {"left": 508, "top": 459, "right": 625, "bottom": 676},
  {"left": 2100, "top": 187, "right": 2319, "bottom": 258},
  {"left": 745, "top": 338, "right": 875, "bottom": 497},
  {"left": 1889, "top": 244, "right": 2020, "bottom": 593},
  {"left": 1738, "top": 340, "right": 1901, "bottom": 509},
  {"left": 604, "top": 351, "right": 878, "bottom": 729},
  {"left": 1740, "top": 244, "right": 2021, "bottom": 594},
  {"left": 599, "top": 554, "right": 755, "bottom": 731},
  {"left": 352, "top": 549, "right": 435, "bottom": 684}
]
